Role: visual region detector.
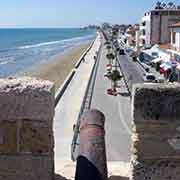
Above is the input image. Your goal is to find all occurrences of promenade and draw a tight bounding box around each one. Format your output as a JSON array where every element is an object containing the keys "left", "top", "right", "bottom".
[{"left": 54, "top": 33, "right": 101, "bottom": 175}]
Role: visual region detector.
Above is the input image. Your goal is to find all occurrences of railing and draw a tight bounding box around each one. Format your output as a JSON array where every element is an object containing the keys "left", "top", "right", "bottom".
[
  {"left": 55, "top": 40, "right": 95, "bottom": 107},
  {"left": 71, "top": 39, "right": 103, "bottom": 161}
]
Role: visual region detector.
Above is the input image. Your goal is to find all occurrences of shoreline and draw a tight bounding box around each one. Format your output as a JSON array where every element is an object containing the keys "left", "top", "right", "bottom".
[{"left": 22, "top": 41, "right": 92, "bottom": 92}]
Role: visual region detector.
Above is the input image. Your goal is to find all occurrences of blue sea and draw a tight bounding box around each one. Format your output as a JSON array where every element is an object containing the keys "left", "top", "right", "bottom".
[{"left": 0, "top": 28, "right": 96, "bottom": 77}]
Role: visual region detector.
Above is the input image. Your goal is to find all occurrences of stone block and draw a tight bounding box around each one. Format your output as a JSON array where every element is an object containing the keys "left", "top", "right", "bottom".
[
  {"left": 132, "top": 121, "right": 180, "bottom": 160},
  {"left": 130, "top": 159, "right": 180, "bottom": 180},
  {"left": 0, "top": 155, "right": 54, "bottom": 180},
  {"left": 131, "top": 84, "right": 180, "bottom": 180},
  {"left": 20, "top": 120, "right": 53, "bottom": 154},
  {"left": 0, "top": 77, "right": 55, "bottom": 121},
  {"left": 0, "top": 121, "right": 17, "bottom": 153},
  {"left": 132, "top": 83, "right": 180, "bottom": 123}
]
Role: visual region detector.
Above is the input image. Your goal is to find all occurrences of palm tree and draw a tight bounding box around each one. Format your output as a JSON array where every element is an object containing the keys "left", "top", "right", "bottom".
[
  {"left": 168, "top": 1, "right": 174, "bottom": 8},
  {"left": 109, "top": 70, "right": 122, "bottom": 92},
  {"left": 106, "top": 53, "right": 115, "bottom": 64},
  {"left": 155, "top": 1, "right": 162, "bottom": 9},
  {"left": 162, "top": 3, "right": 167, "bottom": 9}
]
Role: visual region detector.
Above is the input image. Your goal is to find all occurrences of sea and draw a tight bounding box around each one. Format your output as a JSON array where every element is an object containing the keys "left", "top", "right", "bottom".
[{"left": 0, "top": 28, "right": 96, "bottom": 77}]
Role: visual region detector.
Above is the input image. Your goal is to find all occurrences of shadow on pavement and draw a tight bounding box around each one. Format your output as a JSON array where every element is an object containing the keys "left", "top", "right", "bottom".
[
  {"left": 55, "top": 174, "right": 70, "bottom": 180},
  {"left": 109, "top": 176, "right": 129, "bottom": 180}
]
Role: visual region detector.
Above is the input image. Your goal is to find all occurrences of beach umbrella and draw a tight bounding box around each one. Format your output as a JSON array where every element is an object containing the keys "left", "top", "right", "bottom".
[
  {"left": 160, "top": 62, "right": 172, "bottom": 71},
  {"left": 176, "top": 64, "right": 180, "bottom": 71}
]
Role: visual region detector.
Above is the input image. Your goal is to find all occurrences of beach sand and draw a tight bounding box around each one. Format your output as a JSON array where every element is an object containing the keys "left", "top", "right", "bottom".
[{"left": 24, "top": 42, "right": 91, "bottom": 92}]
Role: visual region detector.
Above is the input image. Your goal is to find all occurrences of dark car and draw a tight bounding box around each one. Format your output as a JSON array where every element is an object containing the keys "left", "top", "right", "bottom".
[
  {"left": 126, "top": 48, "right": 137, "bottom": 61},
  {"left": 139, "top": 52, "right": 154, "bottom": 65},
  {"left": 119, "top": 49, "right": 125, "bottom": 55}
]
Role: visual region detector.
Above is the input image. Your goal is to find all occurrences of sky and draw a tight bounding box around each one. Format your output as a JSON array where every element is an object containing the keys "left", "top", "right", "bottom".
[{"left": 0, "top": 0, "right": 179, "bottom": 28}]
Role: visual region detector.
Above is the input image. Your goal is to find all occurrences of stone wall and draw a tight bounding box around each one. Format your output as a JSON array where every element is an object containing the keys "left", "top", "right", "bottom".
[
  {"left": 0, "top": 77, "right": 55, "bottom": 180},
  {"left": 130, "top": 83, "right": 180, "bottom": 180}
]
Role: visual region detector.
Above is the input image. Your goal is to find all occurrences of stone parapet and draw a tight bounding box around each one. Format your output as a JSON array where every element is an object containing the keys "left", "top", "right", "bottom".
[
  {"left": 130, "top": 83, "right": 180, "bottom": 180},
  {"left": 0, "top": 77, "right": 55, "bottom": 180}
]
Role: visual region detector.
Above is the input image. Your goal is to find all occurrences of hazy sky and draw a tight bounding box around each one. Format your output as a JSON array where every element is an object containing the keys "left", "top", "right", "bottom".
[{"left": 0, "top": 0, "right": 179, "bottom": 28}]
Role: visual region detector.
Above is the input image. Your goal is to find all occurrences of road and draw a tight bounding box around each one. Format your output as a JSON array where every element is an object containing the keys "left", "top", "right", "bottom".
[
  {"left": 90, "top": 35, "right": 149, "bottom": 162},
  {"left": 91, "top": 40, "right": 132, "bottom": 162},
  {"left": 117, "top": 54, "right": 144, "bottom": 91}
]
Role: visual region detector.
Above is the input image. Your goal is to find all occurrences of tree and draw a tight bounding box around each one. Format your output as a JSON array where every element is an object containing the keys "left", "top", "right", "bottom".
[
  {"left": 109, "top": 70, "right": 122, "bottom": 91},
  {"left": 162, "top": 3, "right": 167, "bottom": 9},
  {"left": 155, "top": 1, "right": 162, "bottom": 9},
  {"left": 106, "top": 53, "right": 115, "bottom": 64},
  {"left": 168, "top": 1, "right": 174, "bottom": 9}
]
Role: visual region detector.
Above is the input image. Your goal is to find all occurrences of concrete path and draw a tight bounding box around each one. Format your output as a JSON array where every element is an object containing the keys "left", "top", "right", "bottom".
[
  {"left": 91, "top": 41, "right": 132, "bottom": 162},
  {"left": 54, "top": 34, "right": 101, "bottom": 173}
]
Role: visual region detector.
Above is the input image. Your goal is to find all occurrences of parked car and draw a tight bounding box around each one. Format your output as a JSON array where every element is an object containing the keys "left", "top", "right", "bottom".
[
  {"left": 139, "top": 52, "right": 154, "bottom": 65},
  {"left": 119, "top": 49, "right": 125, "bottom": 55},
  {"left": 143, "top": 73, "right": 156, "bottom": 82},
  {"left": 126, "top": 48, "right": 133, "bottom": 54},
  {"left": 126, "top": 48, "right": 137, "bottom": 61}
]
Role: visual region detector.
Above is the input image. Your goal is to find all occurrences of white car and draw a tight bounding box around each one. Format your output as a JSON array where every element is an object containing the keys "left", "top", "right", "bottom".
[{"left": 143, "top": 73, "right": 156, "bottom": 82}]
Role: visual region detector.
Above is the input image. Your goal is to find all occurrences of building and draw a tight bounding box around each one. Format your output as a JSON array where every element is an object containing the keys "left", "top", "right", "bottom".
[
  {"left": 125, "top": 24, "right": 139, "bottom": 47},
  {"left": 139, "top": 5, "right": 180, "bottom": 46},
  {"left": 170, "top": 22, "right": 180, "bottom": 51}
]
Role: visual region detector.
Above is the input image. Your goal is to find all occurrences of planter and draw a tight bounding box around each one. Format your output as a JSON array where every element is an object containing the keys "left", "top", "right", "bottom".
[
  {"left": 106, "top": 64, "right": 112, "bottom": 68},
  {"left": 107, "top": 88, "right": 118, "bottom": 96}
]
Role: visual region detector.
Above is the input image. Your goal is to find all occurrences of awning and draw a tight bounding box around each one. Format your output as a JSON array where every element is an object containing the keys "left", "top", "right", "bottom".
[
  {"left": 176, "top": 64, "right": 180, "bottom": 71},
  {"left": 160, "top": 62, "right": 172, "bottom": 71}
]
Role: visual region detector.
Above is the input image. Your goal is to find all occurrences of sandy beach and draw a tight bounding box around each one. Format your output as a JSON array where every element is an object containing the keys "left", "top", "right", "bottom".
[{"left": 24, "top": 42, "right": 92, "bottom": 92}]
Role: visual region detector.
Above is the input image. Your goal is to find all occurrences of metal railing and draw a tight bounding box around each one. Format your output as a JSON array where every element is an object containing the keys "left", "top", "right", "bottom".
[
  {"left": 71, "top": 40, "right": 103, "bottom": 161},
  {"left": 55, "top": 40, "right": 95, "bottom": 107}
]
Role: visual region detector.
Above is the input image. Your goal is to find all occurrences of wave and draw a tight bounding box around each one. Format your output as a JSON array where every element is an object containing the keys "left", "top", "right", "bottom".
[
  {"left": 18, "top": 34, "right": 95, "bottom": 50},
  {"left": 0, "top": 61, "right": 9, "bottom": 65}
]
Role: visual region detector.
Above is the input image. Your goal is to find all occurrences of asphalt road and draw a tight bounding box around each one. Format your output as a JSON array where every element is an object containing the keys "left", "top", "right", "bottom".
[
  {"left": 117, "top": 54, "right": 144, "bottom": 91},
  {"left": 91, "top": 41, "right": 132, "bottom": 162}
]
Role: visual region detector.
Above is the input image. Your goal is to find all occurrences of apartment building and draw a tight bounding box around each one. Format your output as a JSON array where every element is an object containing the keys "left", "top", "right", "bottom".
[{"left": 139, "top": 7, "right": 180, "bottom": 46}]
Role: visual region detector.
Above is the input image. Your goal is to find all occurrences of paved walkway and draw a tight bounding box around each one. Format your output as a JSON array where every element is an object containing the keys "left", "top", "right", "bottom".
[
  {"left": 91, "top": 41, "right": 132, "bottom": 162},
  {"left": 54, "top": 34, "right": 101, "bottom": 173}
]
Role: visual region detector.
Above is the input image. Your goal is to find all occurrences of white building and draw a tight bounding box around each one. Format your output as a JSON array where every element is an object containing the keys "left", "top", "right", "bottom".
[
  {"left": 139, "top": 13, "right": 151, "bottom": 46},
  {"left": 170, "top": 22, "right": 180, "bottom": 51}
]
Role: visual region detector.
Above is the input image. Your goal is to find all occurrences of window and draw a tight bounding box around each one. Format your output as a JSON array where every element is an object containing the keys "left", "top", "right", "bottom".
[
  {"left": 142, "top": 29, "right": 146, "bottom": 35},
  {"left": 172, "top": 32, "right": 176, "bottom": 44}
]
